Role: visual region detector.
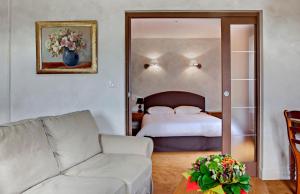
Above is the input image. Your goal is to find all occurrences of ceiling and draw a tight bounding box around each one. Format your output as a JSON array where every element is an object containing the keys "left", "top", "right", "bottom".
[{"left": 131, "top": 18, "right": 221, "bottom": 39}]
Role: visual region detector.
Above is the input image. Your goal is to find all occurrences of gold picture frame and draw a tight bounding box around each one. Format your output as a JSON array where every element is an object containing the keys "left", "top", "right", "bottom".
[{"left": 36, "top": 20, "right": 98, "bottom": 74}]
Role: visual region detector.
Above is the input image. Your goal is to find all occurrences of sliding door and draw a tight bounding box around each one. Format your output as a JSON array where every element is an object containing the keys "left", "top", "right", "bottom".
[{"left": 222, "top": 17, "right": 260, "bottom": 176}]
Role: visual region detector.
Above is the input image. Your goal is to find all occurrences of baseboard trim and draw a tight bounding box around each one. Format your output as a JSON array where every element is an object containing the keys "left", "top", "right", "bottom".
[{"left": 260, "top": 167, "right": 290, "bottom": 180}]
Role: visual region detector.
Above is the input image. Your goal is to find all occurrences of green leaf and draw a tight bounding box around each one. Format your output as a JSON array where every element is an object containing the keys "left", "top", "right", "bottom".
[
  {"left": 239, "top": 174, "right": 250, "bottom": 184},
  {"left": 223, "top": 185, "right": 233, "bottom": 194},
  {"left": 202, "top": 174, "right": 216, "bottom": 185},
  {"left": 200, "top": 164, "right": 210, "bottom": 175},
  {"left": 200, "top": 184, "right": 211, "bottom": 191},
  {"left": 198, "top": 175, "right": 204, "bottom": 188},
  {"left": 200, "top": 175, "right": 219, "bottom": 191},
  {"left": 231, "top": 184, "right": 241, "bottom": 194},
  {"left": 208, "top": 161, "right": 218, "bottom": 170},
  {"left": 191, "top": 171, "right": 201, "bottom": 182},
  {"left": 239, "top": 183, "right": 251, "bottom": 192}
]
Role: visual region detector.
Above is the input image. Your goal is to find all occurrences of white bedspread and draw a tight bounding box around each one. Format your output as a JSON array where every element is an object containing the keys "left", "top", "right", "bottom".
[{"left": 136, "top": 113, "right": 241, "bottom": 137}]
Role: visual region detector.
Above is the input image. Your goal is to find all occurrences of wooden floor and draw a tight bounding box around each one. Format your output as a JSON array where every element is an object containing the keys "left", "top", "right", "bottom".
[{"left": 152, "top": 151, "right": 296, "bottom": 194}]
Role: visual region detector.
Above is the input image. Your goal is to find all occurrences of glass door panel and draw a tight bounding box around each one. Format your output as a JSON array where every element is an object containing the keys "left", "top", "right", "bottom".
[
  {"left": 231, "top": 80, "right": 255, "bottom": 107},
  {"left": 232, "top": 108, "right": 256, "bottom": 135},
  {"left": 230, "top": 24, "right": 257, "bottom": 163},
  {"left": 231, "top": 52, "right": 255, "bottom": 79}
]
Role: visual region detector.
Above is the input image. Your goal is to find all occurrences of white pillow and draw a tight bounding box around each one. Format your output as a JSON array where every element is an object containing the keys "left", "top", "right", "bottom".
[
  {"left": 175, "top": 106, "right": 202, "bottom": 115},
  {"left": 147, "top": 106, "right": 174, "bottom": 115}
]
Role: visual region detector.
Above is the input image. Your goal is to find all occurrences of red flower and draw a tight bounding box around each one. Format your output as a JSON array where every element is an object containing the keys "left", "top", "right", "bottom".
[
  {"left": 240, "top": 190, "right": 247, "bottom": 194},
  {"left": 186, "top": 176, "right": 200, "bottom": 191}
]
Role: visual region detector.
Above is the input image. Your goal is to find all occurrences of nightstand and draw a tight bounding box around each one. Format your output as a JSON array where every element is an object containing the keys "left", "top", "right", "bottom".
[
  {"left": 207, "top": 112, "right": 222, "bottom": 119},
  {"left": 132, "top": 112, "right": 144, "bottom": 136}
]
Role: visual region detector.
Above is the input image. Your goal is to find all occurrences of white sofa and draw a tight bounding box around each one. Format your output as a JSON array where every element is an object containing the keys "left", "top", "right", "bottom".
[{"left": 0, "top": 110, "right": 153, "bottom": 194}]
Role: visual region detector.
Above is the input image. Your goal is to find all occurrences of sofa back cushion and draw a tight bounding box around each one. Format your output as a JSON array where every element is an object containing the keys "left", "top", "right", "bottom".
[
  {"left": 42, "top": 110, "right": 101, "bottom": 171},
  {"left": 0, "top": 119, "right": 59, "bottom": 194}
]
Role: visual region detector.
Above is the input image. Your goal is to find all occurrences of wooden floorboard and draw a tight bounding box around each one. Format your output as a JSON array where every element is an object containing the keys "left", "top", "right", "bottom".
[
  {"left": 265, "top": 180, "right": 295, "bottom": 194},
  {"left": 152, "top": 151, "right": 296, "bottom": 194}
]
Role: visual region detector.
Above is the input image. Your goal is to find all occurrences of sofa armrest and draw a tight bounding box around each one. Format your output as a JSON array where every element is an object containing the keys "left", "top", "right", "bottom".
[{"left": 100, "top": 135, "right": 153, "bottom": 158}]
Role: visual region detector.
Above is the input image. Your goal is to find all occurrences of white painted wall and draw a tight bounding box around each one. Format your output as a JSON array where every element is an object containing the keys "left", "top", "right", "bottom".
[
  {"left": 0, "top": 0, "right": 10, "bottom": 123},
  {"left": 0, "top": 0, "right": 300, "bottom": 180},
  {"left": 131, "top": 38, "right": 221, "bottom": 112}
]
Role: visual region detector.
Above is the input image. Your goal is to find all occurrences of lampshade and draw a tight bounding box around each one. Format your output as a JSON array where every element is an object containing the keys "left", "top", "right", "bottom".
[{"left": 136, "top": 98, "right": 144, "bottom": 104}]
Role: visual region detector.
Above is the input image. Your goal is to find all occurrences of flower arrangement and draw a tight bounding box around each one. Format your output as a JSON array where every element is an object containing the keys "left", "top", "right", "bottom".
[
  {"left": 183, "top": 154, "right": 251, "bottom": 194},
  {"left": 45, "top": 28, "right": 87, "bottom": 57}
]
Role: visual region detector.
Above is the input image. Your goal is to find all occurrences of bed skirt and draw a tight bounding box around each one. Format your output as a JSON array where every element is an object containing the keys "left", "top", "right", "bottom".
[{"left": 146, "top": 136, "right": 222, "bottom": 152}]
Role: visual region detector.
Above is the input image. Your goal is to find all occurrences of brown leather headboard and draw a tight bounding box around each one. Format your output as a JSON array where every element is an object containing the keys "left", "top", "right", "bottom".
[{"left": 144, "top": 91, "right": 205, "bottom": 112}]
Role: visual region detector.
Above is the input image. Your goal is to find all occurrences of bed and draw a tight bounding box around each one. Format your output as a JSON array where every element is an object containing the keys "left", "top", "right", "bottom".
[
  {"left": 138, "top": 113, "right": 223, "bottom": 137},
  {"left": 136, "top": 91, "right": 223, "bottom": 152}
]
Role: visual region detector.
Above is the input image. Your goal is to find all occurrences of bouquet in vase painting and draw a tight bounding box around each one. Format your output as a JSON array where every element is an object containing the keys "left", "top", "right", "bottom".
[
  {"left": 45, "top": 28, "right": 87, "bottom": 57},
  {"left": 183, "top": 154, "right": 251, "bottom": 194}
]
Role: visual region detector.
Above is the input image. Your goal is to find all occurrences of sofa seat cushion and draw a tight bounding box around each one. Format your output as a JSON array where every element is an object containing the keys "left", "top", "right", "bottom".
[
  {"left": 65, "top": 153, "right": 152, "bottom": 194},
  {"left": 42, "top": 110, "right": 101, "bottom": 171},
  {"left": 0, "top": 119, "right": 59, "bottom": 194},
  {"left": 22, "top": 175, "right": 126, "bottom": 194}
]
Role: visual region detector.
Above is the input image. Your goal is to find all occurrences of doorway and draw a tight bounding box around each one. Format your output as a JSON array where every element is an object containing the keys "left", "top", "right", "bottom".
[{"left": 125, "top": 11, "right": 261, "bottom": 176}]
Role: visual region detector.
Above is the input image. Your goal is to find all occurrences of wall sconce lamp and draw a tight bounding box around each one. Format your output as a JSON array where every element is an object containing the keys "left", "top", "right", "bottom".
[
  {"left": 190, "top": 60, "right": 202, "bottom": 69},
  {"left": 144, "top": 64, "right": 151, "bottom": 69},
  {"left": 144, "top": 59, "right": 159, "bottom": 69}
]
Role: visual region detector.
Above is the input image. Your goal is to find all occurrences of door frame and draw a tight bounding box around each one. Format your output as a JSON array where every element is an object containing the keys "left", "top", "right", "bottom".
[{"left": 125, "top": 11, "right": 262, "bottom": 176}]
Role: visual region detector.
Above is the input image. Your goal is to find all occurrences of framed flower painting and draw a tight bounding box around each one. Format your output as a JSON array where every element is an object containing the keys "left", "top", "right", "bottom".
[{"left": 35, "top": 20, "right": 97, "bottom": 74}]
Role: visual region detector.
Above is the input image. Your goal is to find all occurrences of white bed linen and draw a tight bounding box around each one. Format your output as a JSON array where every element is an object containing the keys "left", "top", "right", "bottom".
[{"left": 137, "top": 112, "right": 241, "bottom": 137}]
